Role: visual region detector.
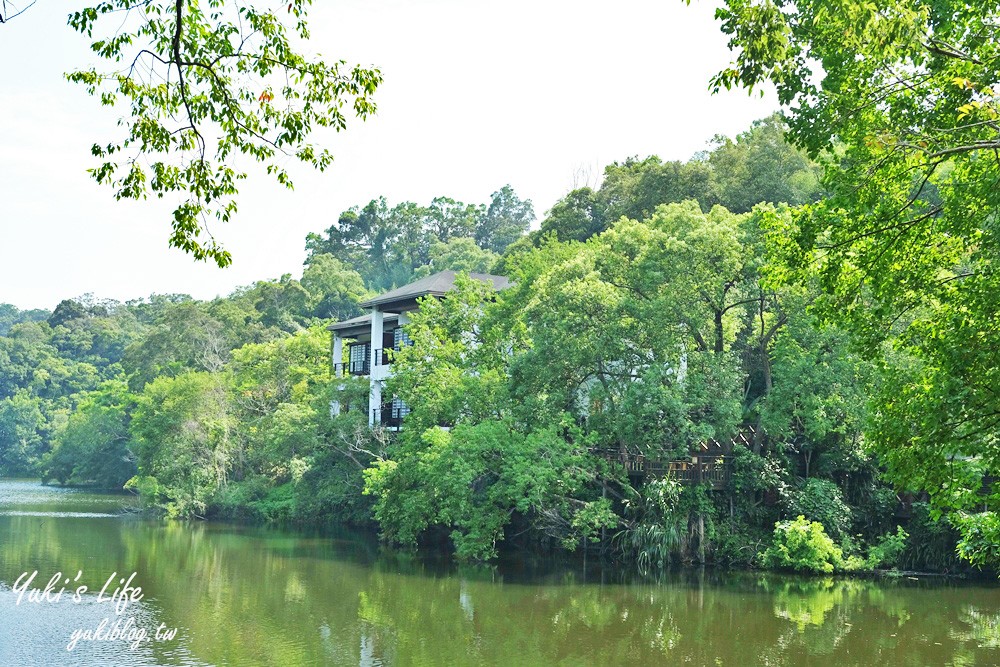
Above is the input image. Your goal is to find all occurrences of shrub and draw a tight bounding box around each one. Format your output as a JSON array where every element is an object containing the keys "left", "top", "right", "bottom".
[
  {"left": 865, "top": 526, "right": 909, "bottom": 570},
  {"left": 211, "top": 476, "right": 269, "bottom": 521},
  {"left": 954, "top": 512, "right": 1000, "bottom": 569},
  {"left": 900, "top": 502, "right": 962, "bottom": 572},
  {"left": 249, "top": 483, "right": 297, "bottom": 524},
  {"left": 294, "top": 448, "right": 376, "bottom": 526},
  {"left": 787, "top": 478, "right": 852, "bottom": 542},
  {"left": 761, "top": 516, "right": 844, "bottom": 573},
  {"left": 710, "top": 518, "right": 771, "bottom": 567},
  {"left": 616, "top": 479, "right": 711, "bottom": 570}
]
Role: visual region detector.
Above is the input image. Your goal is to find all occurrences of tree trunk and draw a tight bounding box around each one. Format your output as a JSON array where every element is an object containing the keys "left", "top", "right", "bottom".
[{"left": 714, "top": 309, "right": 725, "bottom": 354}]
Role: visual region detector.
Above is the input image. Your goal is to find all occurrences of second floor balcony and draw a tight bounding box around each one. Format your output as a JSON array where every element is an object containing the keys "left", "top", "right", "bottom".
[
  {"left": 338, "top": 340, "right": 410, "bottom": 377},
  {"left": 372, "top": 397, "right": 410, "bottom": 429}
]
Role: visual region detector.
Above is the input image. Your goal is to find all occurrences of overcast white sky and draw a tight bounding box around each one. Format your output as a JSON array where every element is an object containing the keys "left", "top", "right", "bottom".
[{"left": 0, "top": 0, "right": 776, "bottom": 311}]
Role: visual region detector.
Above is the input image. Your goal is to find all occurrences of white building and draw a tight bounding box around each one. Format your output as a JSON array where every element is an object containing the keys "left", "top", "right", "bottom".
[{"left": 327, "top": 270, "right": 510, "bottom": 427}]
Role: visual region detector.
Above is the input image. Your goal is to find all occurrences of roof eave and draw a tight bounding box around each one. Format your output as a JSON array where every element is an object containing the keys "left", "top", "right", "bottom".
[
  {"left": 359, "top": 290, "right": 448, "bottom": 310},
  {"left": 327, "top": 313, "right": 398, "bottom": 332}
]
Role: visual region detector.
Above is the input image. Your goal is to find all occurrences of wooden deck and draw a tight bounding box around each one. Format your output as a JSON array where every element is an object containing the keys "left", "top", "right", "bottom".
[
  {"left": 592, "top": 428, "right": 755, "bottom": 490},
  {"left": 593, "top": 450, "right": 730, "bottom": 489}
]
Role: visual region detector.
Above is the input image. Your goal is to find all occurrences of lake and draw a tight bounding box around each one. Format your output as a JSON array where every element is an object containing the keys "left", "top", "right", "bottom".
[{"left": 0, "top": 479, "right": 998, "bottom": 666}]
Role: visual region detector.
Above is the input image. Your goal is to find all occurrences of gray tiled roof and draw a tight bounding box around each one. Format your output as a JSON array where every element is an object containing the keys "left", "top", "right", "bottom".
[{"left": 358, "top": 270, "right": 509, "bottom": 309}]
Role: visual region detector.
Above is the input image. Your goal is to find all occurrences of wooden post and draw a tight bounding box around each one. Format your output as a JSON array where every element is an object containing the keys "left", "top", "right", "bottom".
[
  {"left": 601, "top": 482, "right": 607, "bottom": 553},
  {"left": 696, "top": 455, "right": 705, "bottom": 564}
]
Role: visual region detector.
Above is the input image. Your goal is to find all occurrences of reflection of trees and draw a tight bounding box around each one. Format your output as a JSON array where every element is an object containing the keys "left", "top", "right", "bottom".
[
  {"left": 772, "top": 577, "right": 845, "bottom": 629},
  {"left": 768, "top": 577, "right": 857, "bottom": 658},
  {"left": 0, "top": 514, "right": 138, "bottom": 592},
  {"left": 3, "top": 490, "right": 1000, "bottom": 666},
  {"left": 759, "top": 575, "right": 1000, "bottom": 666},
  {"left": 951, "top": 607, "right": 1000, "bottom": 649}
]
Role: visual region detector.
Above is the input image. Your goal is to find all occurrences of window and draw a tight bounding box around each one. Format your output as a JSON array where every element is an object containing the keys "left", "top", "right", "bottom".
[
  {"left": 349, "top": 343, "right": 370, "bottom": 375},
  {"left": 391, "top": 396, "right": 411, "bottom": 420},
  {"left": 393, "top": 327, "right": 412, "bottom": 351}
]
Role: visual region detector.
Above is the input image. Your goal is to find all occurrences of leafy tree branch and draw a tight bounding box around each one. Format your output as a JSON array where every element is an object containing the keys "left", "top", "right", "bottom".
[{"left": 61, "top": 0, "right": 382, "bottom": 266}]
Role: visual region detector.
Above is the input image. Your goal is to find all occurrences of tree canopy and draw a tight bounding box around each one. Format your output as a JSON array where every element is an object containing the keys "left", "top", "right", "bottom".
[
  {"left": 706, "top": 0, "right": 1000, "bottom": 564},
  {"left": 531, "top": 114, "right": 823, "bottom": 245}
]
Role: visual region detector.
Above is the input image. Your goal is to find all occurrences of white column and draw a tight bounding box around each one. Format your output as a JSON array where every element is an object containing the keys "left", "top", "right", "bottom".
[
  {"left": 330, "top": 333, "right": 344, "bottom": 417},
  {"left": 332, "top": 333, "right": 343, "bottom": 377},
  {"left": 369, "top": 307, "right": 383, "bottom": 426},
  {"left": 677, "top": 342, "right": 688, "bottom": 384}
]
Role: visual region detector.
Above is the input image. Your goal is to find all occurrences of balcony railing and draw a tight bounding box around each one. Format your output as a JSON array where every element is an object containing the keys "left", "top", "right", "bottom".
[
  {"left": 334, "top": 359, "right": 370, "bottom": 376},
  {"left": 333, "top": 362, "right": 367, "bottom": 377},
  {"left": 371, "top": 407, "right": 404, "bottom": 429}
]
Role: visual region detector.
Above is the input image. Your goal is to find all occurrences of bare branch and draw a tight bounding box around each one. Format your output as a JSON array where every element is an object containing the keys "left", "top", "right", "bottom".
[{"left": 0, "top": 0, "right": 36, "bottom": 24}]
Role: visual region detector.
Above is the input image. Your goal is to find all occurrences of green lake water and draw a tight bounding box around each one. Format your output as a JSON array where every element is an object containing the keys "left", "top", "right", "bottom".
[{"left": 1, "top": 479, "right": 999, "bottom": 666}]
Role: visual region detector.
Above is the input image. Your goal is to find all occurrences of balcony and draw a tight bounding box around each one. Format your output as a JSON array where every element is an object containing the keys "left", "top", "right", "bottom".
[
  {"left": 334, "top": 360, "right": 371, "bottom": 377},
  {"left": 343, "top": 343, "right": 372, "bottom": 376},
  {"left": 372, "top": 407, "right": 403, "bottom": 429}
]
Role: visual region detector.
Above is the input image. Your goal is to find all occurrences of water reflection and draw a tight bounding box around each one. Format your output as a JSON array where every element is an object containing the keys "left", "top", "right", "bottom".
[
  {"left": 0, "top": 481, "right": 998, "bottom": 666},
  {"left": 953, "top": 608, "right": 1000, "bottom": 649}
]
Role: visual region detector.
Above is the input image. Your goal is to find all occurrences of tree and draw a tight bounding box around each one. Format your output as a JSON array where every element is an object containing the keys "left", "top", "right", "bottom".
[
  {"left": 0, "top": 322, "right": 102, "bottom": 402},
  {"left": 758, "top": 311, "right": 869, "bottom": 479},
  {"left": 130, "top": 371, "right": 233, "bottom": 518},
  {"left": 708, "top": 114, "right": 823, "bottom": 214},
  {"left": 0, "top": 304, "right": 50, "bottom": 336},
  {"left": 227, "top": 326, "right": 331, "bottom": 477},
  {"left": 0, "top": 391, "right": 48, "bottom": 476},
  {"left": 40, "top": 381, "right": 137, "bottom": 489},
  {"left": 385, "top": 276, "right": 511, "bottom": 434},
  {"left": 47, "top": 299, "right": 87, "bottom": 329},
  {"left": 508, "top": 202, "right": 750, "bottom": 455},
  {"left": 300, "top": 253, "right": 368, "bottom": 320},
  {"left": 367, "top": 277, "right": 614, "bottom": 559},
  {"left": 244, "top": 274, "right": 311, "bottom": 332},
  {"left": 475, "top": 185, "right": 535, "bottom": 254},
  {"left": 536, "top": 187, "right": 606, "bottom": 242},
  {"left": 122, "top": 301, "right": 229, "bottom": 389},
  {"left": 364, "top": 421, "right": 609, "bottom": 560},
  {"left": 306, "top": 191, "right": 532, "bottom": 292},
  {"left": 413, "top": 238, "right": 500, "bottom": 278},
  {"left": 425, "top": 197, "right": 482, "bottom": 243},
  {"left": 707, "top": 0, "right": 1000, "bottom": 565},
  {"left": 529, "top": 128, "right": 819, "bottom": 247},
  {"left": 11, "top": 1, "right": 382, "bottom": 266},
  {"left": 306, "top": 197, "right": 429, "bottom": 291},
  {"left": 46, "top": 302, "right": 147, "bottom": 373},
  {"left": 600, "top": 156, "right": 718, "bottom": 222}
]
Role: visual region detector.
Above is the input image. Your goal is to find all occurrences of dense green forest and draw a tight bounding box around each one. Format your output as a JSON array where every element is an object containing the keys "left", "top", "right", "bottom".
[{"left": 0, "top": 116, "right": 977, "bottom": 574}]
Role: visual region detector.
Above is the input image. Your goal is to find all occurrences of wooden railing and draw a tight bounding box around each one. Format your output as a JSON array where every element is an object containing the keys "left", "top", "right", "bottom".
[
  {"left": 592, "top": 429, "right": 755, "bottom": 490},
  {"left": 593, "top": 450, "right": 731, "bottom": 489}
]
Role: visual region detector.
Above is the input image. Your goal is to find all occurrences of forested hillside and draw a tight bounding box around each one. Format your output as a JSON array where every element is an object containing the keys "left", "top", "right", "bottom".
[{"left": 0, "top": 116, "right": 972, "bottom": 573}]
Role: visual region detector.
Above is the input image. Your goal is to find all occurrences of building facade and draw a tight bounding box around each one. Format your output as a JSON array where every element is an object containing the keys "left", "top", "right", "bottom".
[{"left": 327, "top": 270, "right": 509, "bottom": 427}]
